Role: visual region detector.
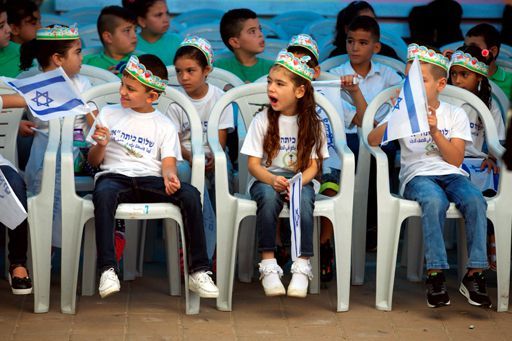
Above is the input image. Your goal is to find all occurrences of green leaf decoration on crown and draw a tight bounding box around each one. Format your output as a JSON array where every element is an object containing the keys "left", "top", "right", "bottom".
[
  {"left": 36, "top": 24, "right": 80, "bottom": 40},
  {"left": 449, "top": 50, "right": 489, "bottom": 77},
  {"left": 407, "top": 43, "right": 449, "bottom": 71},
  {"left": 180, "top": 36, "right": 214, "bottom": 66},
  {"left": 274, "top": 49, "right": 314, "bottom": 81},
  {"left": 125, "top": 55, "right": 168, "bottom": 92},
  {"left": 287, "top": 34, "right": 319, "bottom": 62}
]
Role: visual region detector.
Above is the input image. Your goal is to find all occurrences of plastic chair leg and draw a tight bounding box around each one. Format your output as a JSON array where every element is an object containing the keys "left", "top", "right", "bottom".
[
  {"left": 309, "top": 218, "right": 320, "bottom": 294},
  {"left": 216, "top": 216, "right": 238, "bottom": 312},
  {"left": 331, "top": 210, "right": 351, "bottom": 312},
  {"left": 137, "top": 220, "right": 147, "bottom": 277},
  {"left": 81, "top": 220, "right": 96, "bottom": 296},
  {"left": 237, "top": 216, "right": 256, "bottom": 283},
  {"left": 123, "top": 220, "right": 140, "bottom": 281},
  {"left": 405, "top": 217, "right": 424, "bottom": 282},
  {"left": 456, "top": 220, "right": 468, "bottom": 281},
  {"left": 164, "top": 219, "right": 181, "bottom": 296},
  {"left": 493, "top": 214, "right": 511, "bottom": 312}
]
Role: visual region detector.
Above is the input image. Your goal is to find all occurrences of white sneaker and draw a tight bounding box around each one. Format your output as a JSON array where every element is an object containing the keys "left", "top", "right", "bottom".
[
  {"left": 259, "top": 260, "right": 286, "bottom": 296},
  {"left": 189, "top": 271, "right": 219, "bottom": 298},
  {"left": 99, "top": 268, "right": 120, "bottom": 299},
  {"left": 287, "top": 259, "right": 313, "bottom": 298}
]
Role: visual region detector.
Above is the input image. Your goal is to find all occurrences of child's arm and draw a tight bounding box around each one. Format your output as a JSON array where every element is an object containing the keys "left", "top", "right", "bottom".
[
  {"left": 428, "top": 106, "right": 465, "bottom": 167},
  {"left": 87, "top": 125, "right": 110, "bottom": 167},
  {"left": 248, "top": 156, "right": 288, "bottom": 192},
  {"left": 85, "top": 110, "right": 99, "bottom": 127},
  {"left": 368, "top": 122, "right": 388, "bottom": 146},
  {"left": 301, "top": 159, "right": 319, "bottom": 185},
  {"left": 177, "top": 132, "right": 193, "bottom": 164},
  {"left": 341, "top": 75, "right": 368, "bottom": 128},
  {"left": 206, "top": 128, "right": 228, "bottom": 172},
  {"left": 162, "top": 157, "right": 181, "bottom": 195},
  {"left": 0, "top": 94, "right": 26, "bottom": 108}
]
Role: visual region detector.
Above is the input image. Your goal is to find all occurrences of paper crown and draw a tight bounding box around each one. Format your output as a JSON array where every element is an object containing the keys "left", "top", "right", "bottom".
[
  {"left": 407, "top": 43, "right": 449, "bottom": 71},
  {"left": 449, "top": 50, "right": 489, "bottom": 77},
  {"left": 274, "top": 49, "right": 314, "bottom": 81},
  {"left": 36, "top": 24, "right": 80, "bottom": 40},
  {"left": 180, "top": 36, "right": 214, "bottom": 66},
  {"left": 287, "top": 34, "right": 319, "bottom": 62},
  {"left": 125, "top": 55, "right": 168, "bottom": 91}
]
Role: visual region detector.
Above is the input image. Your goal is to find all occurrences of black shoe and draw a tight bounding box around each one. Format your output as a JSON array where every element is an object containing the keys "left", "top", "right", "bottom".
[
  {"left": 459, "top": 272, "right": 492, "bottom": 308},
  {"left": 425, "top": 272, "right": 450, "bottom": 308},
  {"left": 320, "top": 241, "right": 334, "bottom": 282},
  {"left": 8, "top": 264, "right": 33, "bottom": 295}
]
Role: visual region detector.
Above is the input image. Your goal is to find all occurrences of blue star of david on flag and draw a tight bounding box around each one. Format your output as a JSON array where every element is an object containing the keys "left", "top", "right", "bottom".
[
  {"left": 31, "top": 91, "right": 54, "bottom": 107},
  {"left": 393, "top": 96, "right": 402, "bottom": 111}
]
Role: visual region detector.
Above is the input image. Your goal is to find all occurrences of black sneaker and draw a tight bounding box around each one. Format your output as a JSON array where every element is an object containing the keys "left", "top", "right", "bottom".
[
  {"left": 459, "top": 272, "right": 492, "bottom": 308},
  {"left": 8, "top": 264, "right": 33, "bottom": 295},
  {"left": 425, "top": 272, "right": 450, "bottom": 308},
  {"left": 320, "top": 241, "right": 334, "bottom": 282}
]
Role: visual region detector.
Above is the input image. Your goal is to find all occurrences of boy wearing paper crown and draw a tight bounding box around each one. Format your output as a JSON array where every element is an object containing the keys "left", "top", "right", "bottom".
[
  {"left": 87, "top": 54, "right": 219, "bottom": 299},
  {"left": 368, "top": 44, "right": 491, "bottom": 309}
]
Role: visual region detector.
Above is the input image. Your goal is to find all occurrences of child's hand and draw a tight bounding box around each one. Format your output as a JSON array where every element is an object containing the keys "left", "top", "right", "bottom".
[
  {"left": 205, "top": 152, "right": 215, "bottom": 172},
  {"left": 164, "top": 172, "right": 181, "bottom": 195},
  {"left": 340, "top": 75, "right": 360, "bottom": 93},
  {"left": 272, "top": 175, "right": 289, "bottom": 193},
  {"left": 19, "top": 120, "right": 36, "bottom": 136},
  {"left": 427, "top": 106, "right": 439, "bottom": 135},
  {"left": 442, "top": 49, "right": 454, "bottom": 59},
  {"left": 92, "top": 125, "right": 110, "bottom": 146},
  {"left": 107, "top": 65, "right": 120, "bottom": 75},
  {"left": 481, "top": 157, "right": 500, "bottom": 174}
]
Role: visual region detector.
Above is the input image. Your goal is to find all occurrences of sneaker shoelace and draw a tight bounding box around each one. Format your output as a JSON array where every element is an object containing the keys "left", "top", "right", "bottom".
[
  {"left": 428, "top": 274, "right": 447, "bottom": 295},
  {"left": 291, "top": 261, "right": 313, "bottom": 280},
  {"left": 102, "top": 268, "right": 118, "bottom": 283},
  {"left": 259, "top": 263, "right": 283, "bottom": 280},
  {"left": 472, "top": 273, "right": 488, "bottom": 294},
  {"left": 194, "top": 271, "right": 214, "bottom": 285}
]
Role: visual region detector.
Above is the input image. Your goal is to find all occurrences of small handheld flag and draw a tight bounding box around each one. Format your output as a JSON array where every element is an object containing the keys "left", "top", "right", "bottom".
[{"left": 0, "top": 169, "right": 27, "bottom": 230}]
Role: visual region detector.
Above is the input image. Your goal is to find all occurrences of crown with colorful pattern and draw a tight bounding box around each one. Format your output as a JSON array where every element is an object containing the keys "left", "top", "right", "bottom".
[
  {"left": 36, "top": 24, "right": 80, "bottom": 40},
  {"left": 274, "top": 49, "right": 314, "bottom": 81},
  {"left": 449, "top": 50, "right": 489, "bottom": 77},
  {"left": 407, "top": 43, "right": 449, "bottom": 71},
  {"left": 125, "top": 55, "right": 168, "bottom": 91},
  {"left": 287, "top": 34, "right": 319, "bottom": 62},
  {"left": 180, "top": 36, "right": 214, "bottom": 66}
]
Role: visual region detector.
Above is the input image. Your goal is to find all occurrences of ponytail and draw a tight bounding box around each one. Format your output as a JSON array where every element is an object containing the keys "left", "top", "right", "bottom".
[
  {"left": 19, "top": 36, "right": 77, "bottom": 71},
  {"left": 19, "top": 39, "right": 38, "bottom": 71}
]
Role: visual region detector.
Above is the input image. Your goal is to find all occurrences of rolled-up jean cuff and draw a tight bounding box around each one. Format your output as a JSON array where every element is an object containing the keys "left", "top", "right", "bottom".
[
  {"left": 466, "top": 261, "right": 489, "bottom": 269},
  {"left": 425, "top": 262, "right": 450, "bottom": 270},
  {"left": 258, "top": 246, "right": 278, "bottom": 253},
  {"left": 189, "top": 265, "right": 210, "bottom": 274}
]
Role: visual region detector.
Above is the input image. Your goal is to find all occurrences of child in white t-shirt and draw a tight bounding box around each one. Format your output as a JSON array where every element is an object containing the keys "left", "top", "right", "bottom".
[
  {"left": 368, "top": 44, "right": 491, "bottom": 309},
  {"left": 87, "top": 54, "right": 218, "bottom": 300},
  {"left": 241, "top": 50, "right": 328, "bottom": 298}
]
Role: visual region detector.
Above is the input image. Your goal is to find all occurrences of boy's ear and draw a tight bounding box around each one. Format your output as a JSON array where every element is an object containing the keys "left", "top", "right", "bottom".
[
  {"left": 9, "top": 24, "right": 21, "bottom": 37},
  {"left": 146, "top": 90, "right": 160, "bottom": 103},
  {"left": 51, "top": 53, "right": 63, "bottom": 67},
  {"left": 204, "top": 65, "right": 213, "bottom": 76},
  {"left": 373, "top": 41, "right": 382, "bottom": 54},
  {"left": 137, "top": 16, "right": 146, "bottom": 29},
  {"left": 102, "top": 31, "right": 113, "bottom": 45},
  {"left": 228, "top": 36, "right": 240, "bottom": 50},
  {"left": 490, "top": 45, "right": 499, "bottom": 59},
  {"left": 313, "top": 66, "right": 321, "bottom": 79},
  {"left": 294, "top": 84, "right": 306, "bottom": 99},
  {"left": 436, "top": 77, "right": 447, "bottom": 92}
]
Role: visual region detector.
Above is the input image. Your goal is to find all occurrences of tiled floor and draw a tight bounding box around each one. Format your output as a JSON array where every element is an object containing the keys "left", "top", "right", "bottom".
[{"left": 0, "top": 257, "right": 510, "bottom": 341}]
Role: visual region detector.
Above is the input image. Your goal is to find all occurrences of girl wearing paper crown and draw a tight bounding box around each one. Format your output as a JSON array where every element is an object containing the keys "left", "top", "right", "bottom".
[
  {"left": 166, "top": 36, "right": 235, "bottom": 261},
  {"left": 240, "top": 50, "right": 328, "bottom": 298},
  {"left": 448, "top": 45, "right": 506, "bottom": 272}
]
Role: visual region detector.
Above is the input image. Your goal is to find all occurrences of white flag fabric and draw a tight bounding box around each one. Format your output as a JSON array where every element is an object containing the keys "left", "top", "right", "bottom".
[
  {"left": 1, "top": 67, "right": 88, "bottom": 121},
  {"left": 0, "top": 169, "right": 27, "bottom": 230},
  {"left": 382, "top": 57, "right": 430, "bottom": 144},
  {"left": 289, "top": 172, "right": 302, "bottom": 261}
]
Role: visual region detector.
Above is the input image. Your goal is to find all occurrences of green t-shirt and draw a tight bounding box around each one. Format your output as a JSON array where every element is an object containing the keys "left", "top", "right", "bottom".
[
  {"left": 83, "top": 52, "right": 131, "bottom": 78},
  {"left": 214, "top": 56, "right": 274, "bottom": 83},
  {"left": 136, "top": 32, "right": 181, "bottom": 66},
  {"left": 0, "top": 42, "right": 22, "bottom": 77},
  {"left": 490, "top": 65, "right": 512, "bottom": 100}
]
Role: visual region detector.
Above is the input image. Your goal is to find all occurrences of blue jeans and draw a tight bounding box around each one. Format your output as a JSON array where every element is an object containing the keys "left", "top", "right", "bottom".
[
  {"left": 93, "top": 173, "right": 210, "bottom": 274},
  {"left": 403, "top": 174, "right": 488, "bottom": 270},
  {"left": 250, "top": 180, "right": 315, "bottom": 257}
]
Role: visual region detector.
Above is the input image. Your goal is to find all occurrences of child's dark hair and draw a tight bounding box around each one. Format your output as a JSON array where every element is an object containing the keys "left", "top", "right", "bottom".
[
  {"left": 173, "top": 45, "right": 209, "bottom": 69},
  {"left": 122, "top": 0, "right": 164, "bottom": 18},
  {"left": 347, "top": 15, "right": 380, "bottom": 42},
  {"left": 0, "top": 3, "right": 5, "bottom": 15},
  {"left": 333, "top": 1, "right": 375, "bottom": 49},
  {"left": 264, "top": 64, "right": 324, "bottom": 173},
  {"left": 97, "top": 6, "right": 136, "bottom": 45},
  {"left": 219, "top": 8, "right": 257, "bottom": 51},
  {"left": 6, "top": 0, "right": 39, "bottom": 26},
  {"left": 466, "top": 23, "right": 501, "bottom": 59},
  {"left": 448, "top": 45, "right": 492, "bottom": 109},
  {"left": 286, "top": 46, "right": 319, "bottom": 68},
  {"left": 123, "top": 54, "right": 168, "bottom": 92},
  {"left": 19, "top": 27, "right": 77, "bottom": 70}
]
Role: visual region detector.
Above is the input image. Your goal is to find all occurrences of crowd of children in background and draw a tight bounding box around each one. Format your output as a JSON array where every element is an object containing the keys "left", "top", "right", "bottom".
[{"left": 0, "top": 0, "right": 511, "bottom": 310}]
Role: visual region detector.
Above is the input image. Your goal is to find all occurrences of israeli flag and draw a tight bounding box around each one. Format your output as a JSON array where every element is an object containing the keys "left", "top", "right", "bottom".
[
  {"left": 382, "top": 57, "right": 429, "bottom": 144},
  {"left": 1, "top": 67, "right": 88, "bottom": 121},
  {"left": 0, "top": 169, "right": 27, "bottom": 230}
]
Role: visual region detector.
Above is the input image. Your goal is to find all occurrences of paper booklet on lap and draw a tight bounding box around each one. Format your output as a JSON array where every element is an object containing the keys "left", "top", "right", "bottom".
[{"left": 288, "top": 172, "right": 303, "bottom": 261}]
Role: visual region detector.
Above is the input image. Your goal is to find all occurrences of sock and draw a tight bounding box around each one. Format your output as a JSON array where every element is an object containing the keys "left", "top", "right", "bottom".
[
  {"left": 259, "top": 258, "right": 283, "bottom": 289},
  {"left": 289, "top": 258, "right": 311, "bottom": 292}
]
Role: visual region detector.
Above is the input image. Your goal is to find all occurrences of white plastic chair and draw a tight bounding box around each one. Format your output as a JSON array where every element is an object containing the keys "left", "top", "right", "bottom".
[
  {"left": 41, "top": 14, "right": 74, "bottom": 28},
  {"left": 172, "top": 9, "right": 224, "bottom": 30},
  {"left": 320, "top": 54, "right": 406, "bottom": 76},
  {"left": 65, "top": 7, "right": 101, "bottom": 25},
  {"left": 0, "top": 84, "right": 24, "bottom": 167},
  {"left": 360, "top": 85, "right": 511, "bottom": 312},
  {"left": 303, "top": 18, "right": 336, "bottom": 46},
  {"left": 26, "top": 118, "right": 60, "bottom": 313},
  {"left": 380, "top": 29, "right": 408, "bottom": 62},
  {"left": 207, "top": 83, "right": 355, "bottom": 312},
  {"left": 263, "top": 39, "right": 289, "bottom": 61},
  {"left": 259, "top": 19, "right": 288, "bottom": 40},
  {"left": 166, "top": 66, "right": 244, "bottom": 89},
  {"left": 497, "top": 58, "right": 512, "bottom": 73},
  {"left": 59, "top": 83, "right": 206, "bottom": 315},
  {"left": 490, "top": 80, "right": 510, "bottom": 124},
  {"left": 18, "top": 65, "right": 120, "bottom": 87},
  {"left": 179, "top": 23, "right": 224, "bottom": 52},
  {"left": 79, "top": 23, "right": 101, "bottom": 48},
  {"left": 271, "top": 11, "right": 324, "bottom": 38}
]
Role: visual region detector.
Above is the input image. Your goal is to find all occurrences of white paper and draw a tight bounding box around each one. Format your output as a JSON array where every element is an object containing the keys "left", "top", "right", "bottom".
[
  {"left": 288, "top": 172, "right": 303, "bottom": 261},
  {"left": 0, "top": 169, "right": 27, "bottom": 229}
]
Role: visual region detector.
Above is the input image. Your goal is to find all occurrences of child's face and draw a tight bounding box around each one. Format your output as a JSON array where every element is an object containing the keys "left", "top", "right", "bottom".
[
  {"left": 10, "top": 10, "right": 41, "bottom": 43},
  {"left": 139, "top": 0, "right": 169, "bottom": 35},
  {"left": 449, "top": 65, "right": 481, "bottom": 93},
  {"left": 346, "top": 29, "right": 381, "bottom": 66},
  {"left": 230, "top": 18, "right": 264, "bottom": 54},
  {"left": 107, "top": 19, "right": 137, "bottom": 56},
  {"left": 267, "top": 66, "right": 305, "bottom": 116},
  {"left": 119, "top": 74, "right": 158, "bottom": 112},
  {"left": 58, "top": 39, "right": 83, "bottom": 77},
  {"left": 174, "top": 57, "right": 211, "bottom": 99},
  {"left": 0, "top": 12, "right": 11, "bottom": 48},
  {"left": 420, "top": 63, "right": 446, "bottom": 105},
  {"left": 464, "top": 35, "right": 498, "bottom": 61}
]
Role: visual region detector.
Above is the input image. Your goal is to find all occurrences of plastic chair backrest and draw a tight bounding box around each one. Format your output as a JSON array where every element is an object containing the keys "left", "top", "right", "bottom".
[
  {"left": 489, "top": 80, "right": 510, "bottom": 124},
  {"left": 79, "top": 23, "right": 101, "bottom": 48},
  {"left": 17, "top": 65, "right": 119, "bottom": 86},
  {"left": 166, "top": 66, "right": 244, "bottom": 89},
  {"left": 0, "top": 85, "right": 23, "bottom": 167},
  {"left": 303, "top": 18, "right": 336, "bottom": 45},
  {"left": 259, "top": 19, "right": 288, "bottom": 40},
  {"left": 440, "top": 41, "right": 465, "bottom": 53},
  {"left": 179, "top": 23, "right": 224, "bottom": 51},
  {"left": 497, "top": 58, "right": 512, "bottom": 73},
  {"left": 320, "top": 54, "right": 406, "bottom": 76},
  {"left": 41, "top": 14, "right": 74, "bottom": 27},
  {"left": 271, "top": 11, "right": 324, "bottom": 37},
  {"left": 380, "top": 29, "right": 408, "bottom": 62},
  {"left": 172, "top": 9, "right": 224, "bottom": 29},
  {"left": 65, "top": 6, "right": 101, "bottom": 24},
  {"left": 263, "top": 39, "right": 289, "bottom": 60},
  {"left": 82, "top": 46, "right": 103, "bottom": 57}
]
